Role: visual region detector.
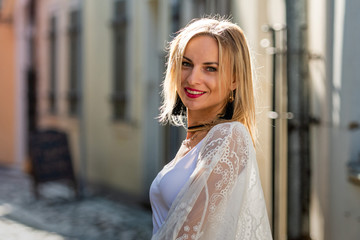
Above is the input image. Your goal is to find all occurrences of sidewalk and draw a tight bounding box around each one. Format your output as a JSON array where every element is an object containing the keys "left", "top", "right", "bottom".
[{"left": 0, "top": 166, "right": 153, "bottom": 240}]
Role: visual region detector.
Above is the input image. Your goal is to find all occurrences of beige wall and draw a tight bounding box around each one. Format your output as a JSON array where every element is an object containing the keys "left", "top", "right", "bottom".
[
  {"left": 308, "top": 1, "right": 329, "bottom": 239},
  {"left": 35, "top": 0, "right": 144, "bottom": 195},
  {"left": 324, "top": 0, "right": 360, "bottom": 239},
  {"left": 82, "top": 0, "right": 143, "bottom": 194},
  {"left": 233, "top": 0, "right": 275, "bottom": 231}
]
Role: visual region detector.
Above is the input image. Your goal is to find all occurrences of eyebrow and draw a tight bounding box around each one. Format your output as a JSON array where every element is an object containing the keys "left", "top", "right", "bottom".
[{"left": 183, "top": 56, "right": 219, "bottom": 66}]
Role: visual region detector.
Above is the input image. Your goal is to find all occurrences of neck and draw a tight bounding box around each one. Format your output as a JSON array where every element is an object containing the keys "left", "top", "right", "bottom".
[
  {"left": 186, "top": 105, "right": 224, "bottom": 127},
  {"left": 187, "top": 124, "right": 207, "bottom": 132}
]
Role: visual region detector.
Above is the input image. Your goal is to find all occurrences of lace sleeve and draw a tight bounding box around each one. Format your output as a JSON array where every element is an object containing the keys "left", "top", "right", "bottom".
[
  {"left": 152, "top": 122, "right": 272, "bottom": 240},
  {"left": 175, "top": 122, "right": 251, "bottom": 239}
]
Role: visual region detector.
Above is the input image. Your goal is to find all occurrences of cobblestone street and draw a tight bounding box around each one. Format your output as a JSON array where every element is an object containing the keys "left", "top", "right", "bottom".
[{"left": 0, "top": 166, "right": 153, "bottom": 240}]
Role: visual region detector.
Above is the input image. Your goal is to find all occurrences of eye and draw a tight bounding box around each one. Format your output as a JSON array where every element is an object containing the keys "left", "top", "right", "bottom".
[
  {"left": 206, "top": 66, "right": 217, "bottom": 72},
  {"left": 182, "top": 61, "right": 192, "bottom": 67}
]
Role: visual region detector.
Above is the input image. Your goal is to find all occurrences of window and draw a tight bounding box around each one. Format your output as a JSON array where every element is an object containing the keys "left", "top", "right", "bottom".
[
  {"left": 171, "top": 0, "right": 181, "bottom": 32},
  {"left": 193, "top": 0, "right": 231, "bottom": 17},
  {"left": 111, "top": 0, "right": 128, "bottom": 120},
  {"left": 67, "top": 9, "right": 82, "bottom": 116},
  {"left": 49, "top": 16, "right": 57, "bottom": 114}
]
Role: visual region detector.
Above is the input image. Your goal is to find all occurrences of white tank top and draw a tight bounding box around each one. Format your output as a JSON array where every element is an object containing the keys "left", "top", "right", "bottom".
[{"left": 149, "top": 139, "right": 204, "bottom": 234}]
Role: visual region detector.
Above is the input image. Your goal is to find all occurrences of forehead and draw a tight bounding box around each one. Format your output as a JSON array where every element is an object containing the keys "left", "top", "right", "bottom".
[{"left": 183, "top": 35, "right": 219, "bottom": 61}]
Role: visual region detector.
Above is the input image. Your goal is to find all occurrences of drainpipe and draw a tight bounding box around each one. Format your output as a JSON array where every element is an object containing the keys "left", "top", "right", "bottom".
[
  {"left": 78, "top": 0, "right": 87, "bottom": 198},
  {"left": 262, "top": 23, "right": 287, "bottom": 239},
  {"left": 285, "top": 0, "right": 311, "bottom": 239}
]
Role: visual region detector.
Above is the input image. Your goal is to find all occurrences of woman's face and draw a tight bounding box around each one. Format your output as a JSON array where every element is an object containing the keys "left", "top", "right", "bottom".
[{"left": 179, "top": 35, "right": 231, "bottom": 122}]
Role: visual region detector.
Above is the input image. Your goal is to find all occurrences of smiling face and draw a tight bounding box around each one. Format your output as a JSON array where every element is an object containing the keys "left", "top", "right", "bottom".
[{"left": 178, "top": 35, "right": 232, "bottom": 124}]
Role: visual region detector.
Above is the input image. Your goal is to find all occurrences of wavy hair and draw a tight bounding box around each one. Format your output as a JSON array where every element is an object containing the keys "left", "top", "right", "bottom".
[{"left": 159, "top": 17, "right": 257, "bottom": 143}]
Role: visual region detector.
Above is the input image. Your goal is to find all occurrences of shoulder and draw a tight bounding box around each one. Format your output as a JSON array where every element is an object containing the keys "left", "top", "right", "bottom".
[
  {"left": 198, "top": 122, "right": 254, "bottom": 169},
  {"left": 209, "top": 121, "right": 251, "bottom": 140},
  {"left": 201, "top": 121, "right": 252, "bottom": 150},
  {"left": 211, "top": 121, "right": 246, "bottom": 131}
]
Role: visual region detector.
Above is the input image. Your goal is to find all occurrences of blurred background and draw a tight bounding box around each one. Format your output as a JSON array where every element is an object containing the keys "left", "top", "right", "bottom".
[{"left": 0, "top": 0, "right": 360, "bottom": 239}]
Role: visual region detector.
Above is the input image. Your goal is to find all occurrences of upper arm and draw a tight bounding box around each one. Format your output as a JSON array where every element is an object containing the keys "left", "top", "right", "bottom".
[{"left": 175, "top": 123, "right": 253, "bottom": 239}]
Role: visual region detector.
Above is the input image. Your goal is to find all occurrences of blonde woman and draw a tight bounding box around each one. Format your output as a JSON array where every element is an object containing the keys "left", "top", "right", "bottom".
[{"left": 149, "top": 17, "right": 272, "bottom": 240}]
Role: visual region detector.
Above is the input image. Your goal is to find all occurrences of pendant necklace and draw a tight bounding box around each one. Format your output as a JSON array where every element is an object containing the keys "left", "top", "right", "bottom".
[
  {"left": 183, "top": 123, "right": 213, "bottom": 149},
  {"left": 182, "top": 131, "right": 200, "bottom": 149}
]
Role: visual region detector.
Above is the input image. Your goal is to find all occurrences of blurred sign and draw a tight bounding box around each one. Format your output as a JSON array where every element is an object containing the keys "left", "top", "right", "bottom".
[{"left": 29, "top": 129, "right": 78, "bottom": 198}]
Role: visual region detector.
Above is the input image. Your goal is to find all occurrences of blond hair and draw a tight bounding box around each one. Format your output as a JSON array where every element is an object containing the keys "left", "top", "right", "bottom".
[{"left": 159, "top": 17, "right": 257, "bottom": 143}]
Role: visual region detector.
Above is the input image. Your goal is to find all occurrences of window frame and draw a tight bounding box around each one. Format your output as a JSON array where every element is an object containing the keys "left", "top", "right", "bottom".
[
  {"left": 48, "top": 15, "right": 58, "bottom": 115},
  {"left": 110, "top": 0, "right": 128, "bottom": 121},
  {"left": 67, "top": 9, "right": 82, "bottom": 117}
]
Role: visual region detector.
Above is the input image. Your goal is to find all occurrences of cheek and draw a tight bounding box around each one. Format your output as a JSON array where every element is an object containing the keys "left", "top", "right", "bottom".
[
  {"left": 206, "top": 76, "right": 220, "bottom": 92},
  {"left": 180, "top": 73, "right": 185, "bottom": 83},
  {"left": 180, "top": 70, "right": 187, "bottom": 83},
  {"left": 211, "top": 80, "right": 228, "bottom": 100}
]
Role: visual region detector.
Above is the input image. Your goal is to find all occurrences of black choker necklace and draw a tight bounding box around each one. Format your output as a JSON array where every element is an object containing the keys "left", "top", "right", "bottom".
[{"left": 187, "top": 124, "right": 207, "bottom": 132}]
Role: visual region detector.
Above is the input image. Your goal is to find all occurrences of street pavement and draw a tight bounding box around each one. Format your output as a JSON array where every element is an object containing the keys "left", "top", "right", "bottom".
[{"left": 0, "top": 166, "right": 153, "bottom": 240}]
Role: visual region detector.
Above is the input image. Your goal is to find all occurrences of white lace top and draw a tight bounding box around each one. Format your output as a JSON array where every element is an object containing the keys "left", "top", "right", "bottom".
[
  {"left": 150, "top": 122, "right": 272, "bottom": 240},
  {"left": 150, "top": 139, "right": 205, "bottom": 234}
]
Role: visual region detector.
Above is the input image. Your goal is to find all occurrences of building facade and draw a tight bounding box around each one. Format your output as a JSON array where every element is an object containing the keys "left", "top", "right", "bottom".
[
  {"left": 0, "top": 0, "right": 17, "bottom": 167},
  {"left": 3, "top": 0, "right": 360, "bottom": 239},
  {"left": 309, "top": 0, "right": 360, "bottom": 239},
  {"left": 31, "top": 0, "right": 274, "bottom": 205}
]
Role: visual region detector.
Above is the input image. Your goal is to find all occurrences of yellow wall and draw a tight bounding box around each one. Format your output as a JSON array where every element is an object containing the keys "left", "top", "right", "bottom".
[{"left": 82, "top": 0, "right": 143, "bottom": 195}]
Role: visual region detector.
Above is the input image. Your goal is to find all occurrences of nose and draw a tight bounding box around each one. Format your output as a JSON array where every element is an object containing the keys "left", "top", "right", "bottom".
[{"left": 186, "top": 66, "right": 202, "bottom": 85}]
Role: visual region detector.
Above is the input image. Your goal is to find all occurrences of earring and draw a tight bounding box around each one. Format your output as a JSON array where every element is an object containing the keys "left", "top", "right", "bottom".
[{"left": 229, "top": 91, "right": 234, "bottom": 102}]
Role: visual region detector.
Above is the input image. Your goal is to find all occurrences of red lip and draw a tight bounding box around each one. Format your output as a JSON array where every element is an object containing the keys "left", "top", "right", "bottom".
[{"left": 184, "top": 87, "right": 206, "bottom": 98}]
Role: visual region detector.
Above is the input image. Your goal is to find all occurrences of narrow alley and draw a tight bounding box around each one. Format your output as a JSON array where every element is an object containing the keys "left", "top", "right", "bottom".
[{"left": 0, "top": 166, "right": 153, "bottom": 240}]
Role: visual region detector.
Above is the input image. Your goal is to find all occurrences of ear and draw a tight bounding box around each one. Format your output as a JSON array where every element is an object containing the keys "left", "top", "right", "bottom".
[{"left": 230, "top": 77, "right": 237, "bottom": 91}]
